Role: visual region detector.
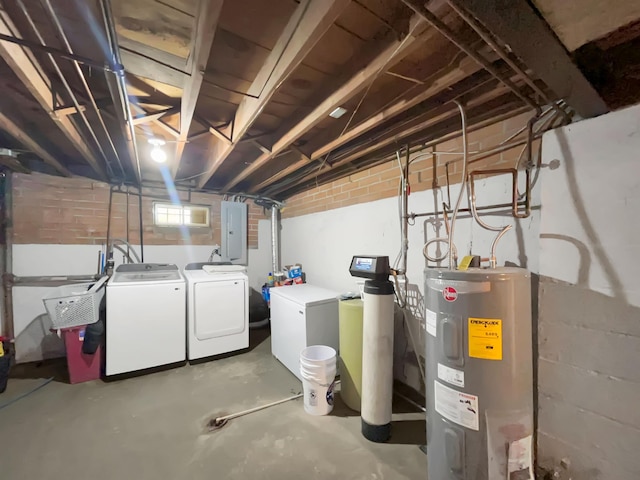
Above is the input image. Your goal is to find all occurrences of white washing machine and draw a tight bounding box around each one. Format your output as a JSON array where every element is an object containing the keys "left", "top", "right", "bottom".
[
  {"left": 183, "top": 263, "right": 249, "bottom": 360},
  {"left": 106, "top": 263, "right": 186, "bottom": 375}
]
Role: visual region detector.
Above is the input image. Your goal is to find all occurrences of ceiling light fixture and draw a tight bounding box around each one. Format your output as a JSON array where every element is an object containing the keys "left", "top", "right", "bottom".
[
  {"left": 329, "top": 106, "right": 347, "bottom": 119},
  {"left": 149, "top": 138, "right": 167, "bottom": 164}
]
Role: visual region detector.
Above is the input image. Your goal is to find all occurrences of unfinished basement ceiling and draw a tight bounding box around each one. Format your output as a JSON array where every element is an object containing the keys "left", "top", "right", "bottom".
[{"left": 0, "top": 0, "right": 639, "bottom": 199}]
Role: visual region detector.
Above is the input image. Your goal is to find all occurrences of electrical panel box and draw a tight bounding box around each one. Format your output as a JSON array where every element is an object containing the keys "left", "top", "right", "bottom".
[{"left": 221, "top": 201, "right": 247, "bottom": 265}]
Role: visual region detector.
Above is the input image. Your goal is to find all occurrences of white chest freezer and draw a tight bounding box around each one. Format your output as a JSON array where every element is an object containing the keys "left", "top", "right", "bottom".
[{"left": 269, "top": 284, "right": 339, "bottom": 380}]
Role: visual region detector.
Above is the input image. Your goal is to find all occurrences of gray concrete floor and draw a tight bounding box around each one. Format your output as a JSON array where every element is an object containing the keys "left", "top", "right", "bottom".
[{"left": 0, "top": 330, "right": 426, "bottom": 479}]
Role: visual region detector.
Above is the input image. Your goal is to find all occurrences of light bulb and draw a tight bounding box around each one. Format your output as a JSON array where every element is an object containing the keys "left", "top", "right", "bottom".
[{"left": 150, "top": 146, "right": 167, "bottom": 163}]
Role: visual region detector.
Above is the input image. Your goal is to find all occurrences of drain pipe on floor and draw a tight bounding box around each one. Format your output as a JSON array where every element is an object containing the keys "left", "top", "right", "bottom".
[
  {"left": 209, "top": 380, "right": 344, "bottom": 430},
  {"left": 209, "top": 393, "right": 303, "bottom": 431}
]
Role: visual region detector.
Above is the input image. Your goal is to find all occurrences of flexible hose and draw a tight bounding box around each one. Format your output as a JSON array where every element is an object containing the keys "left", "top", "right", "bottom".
[
  {"left": 112, "top": 244, "right": 138, "bottom": 264},
  {"left": 110, "top": 239, "right": 141, "bottom": 263},
  {"left": 448, "top": 100, "right": 468, "bottom": 270},
  {"left": 468, "top": 175, "right": 512, "bottom": 268},
  {"left": 0, "top": 377, "right": 54, "bottom": 411},
  {"left": 423, "top": 237, "right": 457, "bottom": 263}
]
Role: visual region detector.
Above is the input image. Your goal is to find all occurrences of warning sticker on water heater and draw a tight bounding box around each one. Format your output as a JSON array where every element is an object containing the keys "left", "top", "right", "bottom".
[
  {"left": 468, "top": 317, "right": 503, "bottom": 360},
  {"left": 434, "top": 381, "right": 479, "bottom": 431},
  {"left": 437, "top": 363, "right": 465, "bottom": 388},
  {"left": 426, "top": 309, "right": 437, "bottom": 337}
]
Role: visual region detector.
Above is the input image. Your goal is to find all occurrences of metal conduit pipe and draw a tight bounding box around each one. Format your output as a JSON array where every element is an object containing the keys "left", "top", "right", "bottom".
[
  {"left": 447, "top": 100, "right": 468, "bottom": 270},
  {"left": 43, "top": 0, "right": 126, "bottom": 180},
  {"left": 0, "top": 33, "right": 115, "bottom": 71},
  {"left": 138, "top": 186, "right": 144, "bottom": 262},
  {"left": 100, "top": 0, "right": 142, "bottom": 184},
  {"left": 16, "top": 0, "right": 113, "bottom": 179},
  {"left": 400, "top": 0, "right": 540, "bottom": 113},
  {"left": 411, "top": 200, "right": 529, "bottom": 219},
  {"left": 271, "top": 206, "right": 281, "bottom": 275},
  {"left": 467, "top": 169, "right": 517, "bottom": 268}
]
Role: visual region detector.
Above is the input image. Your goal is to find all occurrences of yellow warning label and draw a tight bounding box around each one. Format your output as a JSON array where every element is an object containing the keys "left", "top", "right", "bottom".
[{"left": 468, "top": 317, "right": 502, "bottom": 360}]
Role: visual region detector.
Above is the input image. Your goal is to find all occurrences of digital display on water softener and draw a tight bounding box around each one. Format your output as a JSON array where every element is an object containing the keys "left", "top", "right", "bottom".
[
  {"left": 354, "top": 257, "right": 373, "bottom": 271},
  {"left": 349, "top": 255, "right": 390, "bottom": 280}
]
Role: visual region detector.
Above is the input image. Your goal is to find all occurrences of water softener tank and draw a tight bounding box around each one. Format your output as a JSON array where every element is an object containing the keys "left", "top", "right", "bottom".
[{"left": 424, "top": 267, "right": 533, "bottom": 480}]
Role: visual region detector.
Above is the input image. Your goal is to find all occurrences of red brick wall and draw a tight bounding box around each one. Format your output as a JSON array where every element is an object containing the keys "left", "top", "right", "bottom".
[
  {"left": 282, "top": 111, "right": 539, "bottom": 218},
  {"left": 11, "top": 173, "right": 265, "bottom": 247}
]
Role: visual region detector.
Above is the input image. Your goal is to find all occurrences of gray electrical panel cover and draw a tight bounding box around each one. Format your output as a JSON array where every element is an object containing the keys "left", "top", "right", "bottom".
[{"left": 221, "top": 201, "right": 247, "bottom": 265}]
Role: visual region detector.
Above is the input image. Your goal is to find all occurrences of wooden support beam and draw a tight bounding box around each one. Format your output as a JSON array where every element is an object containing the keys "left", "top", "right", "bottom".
[
  {"left": 252, "top": 140, "right": 271, "bottom": 155},
  {"left": 0, "top": 111, "right": 70, "bottom": 176},
  {"left": 170, "top": 0, "right": 224, "bottom": 178},
  {"left": 449, "top": 0, "right": 608, "bottom": 118},
  {"left": 0, "top": 154, "right": 31, "bottom": 174},
  {"left": 277, "top": 104, "right": 529, "bottom": 198},
  {"left": 0, "top": 11, "right": 107, "bottom": 180},
  {"left": 120, "top": 49, "right": 187, "bottom": 88},
  {"left": 196, "top": 0, "right": 351, "bottom": 188},
  {"left": 210, "top": 125, "right": 232, "bottom": 145},
  {"left": 187, "top": 129, "right": 211, "bottom": 142},
  {"left": 155, "top": 118, "right": 180, "bottom": 138},
  {"left": 220, "top": 13, "right": 435, "bottom": 191},
  {"left": 132, "top": 106, "right": 179, "bottom": 125},
  {"left": 268, "top": 85, "right": 513, "bottom": 195},
  {"left": 54, "top": 105, "right": 87, "bottom": 116},
  {"left": 250, "top": 55, "right": 485, "bottom": 192}
]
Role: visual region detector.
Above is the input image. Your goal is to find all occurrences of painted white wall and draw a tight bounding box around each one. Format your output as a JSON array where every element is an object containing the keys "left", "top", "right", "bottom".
[
  {"left": 281, "top": 169, "right": 541, "bottom": 387},
  {"left": 11, "top": 218, "right": 272, "bottom": 363},
  {"left": 536, "top": 103, "right": 640, "bottom": 478},
  {"left": 539, "top": 105, "right": 640, "bottom": 307},
  {"left": 282, "top": 173, "right": 540, "bottom": 292}
]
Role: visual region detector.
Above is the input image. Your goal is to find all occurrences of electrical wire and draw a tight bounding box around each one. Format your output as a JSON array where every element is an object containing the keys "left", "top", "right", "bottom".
[{"left": 0, "top": 377, "right": 54, "bottom": 411}]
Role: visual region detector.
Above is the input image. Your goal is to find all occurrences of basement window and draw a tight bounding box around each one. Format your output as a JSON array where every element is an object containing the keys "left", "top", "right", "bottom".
[{"left": 153, "top": 203, "right": 210, "bottom": 227}]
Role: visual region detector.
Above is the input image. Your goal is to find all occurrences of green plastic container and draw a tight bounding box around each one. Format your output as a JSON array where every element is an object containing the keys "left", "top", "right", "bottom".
[{"left": 338, "top": 299, "right": 364, "bottom": 412}]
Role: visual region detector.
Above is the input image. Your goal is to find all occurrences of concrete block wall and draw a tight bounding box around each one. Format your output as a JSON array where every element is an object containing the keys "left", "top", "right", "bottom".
[
  {"left": 536, "top": 105, "right": 640, "bottom": 480},
  {"left": 283, "top": 111, "right": 538, "bottom": 218},
  {"left": 11, "top": 173, "right": 265, "bottom": 248}
]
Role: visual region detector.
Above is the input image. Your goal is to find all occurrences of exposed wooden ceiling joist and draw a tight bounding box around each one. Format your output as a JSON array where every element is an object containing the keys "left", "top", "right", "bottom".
[
  {"left": 267, "top": 83, "right": 515, "bottom": 196},
  {"left": 276, "top": 99, "right": 529, "bottom": 198},
  {"left": 0, "top": 10, "right": 108, "bottom": 180},
  {"left": 120, "top": 49, "right": 187, "bottom": 88},
  {"left": 0, "top": 111, "right": 70, "bottom": 177},
  {"left": 220, "top": 13, "right": 436, "bottom": 191},
  {"left": 132, "top": 106, "right": 180, "bottom": 125},
  {"left": 195, "top": 0, "right": 352, "bottom": 188},
  {"left": 0, "top": 153, "right": 30, "bottom": 174},
  {"left": 170, "top": 0, "right": 224, "bottom": 178},
  {"left": 250, "top": 54, "right": 485, "bottom": 192},
  {"left": 449, "top": 0, "right": 609, "bottom": 118}
]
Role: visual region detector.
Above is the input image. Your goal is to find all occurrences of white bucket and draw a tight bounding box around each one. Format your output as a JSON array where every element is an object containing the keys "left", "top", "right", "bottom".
[{"left": 300, "top": 345, "right": 337, "bottom": 416}]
